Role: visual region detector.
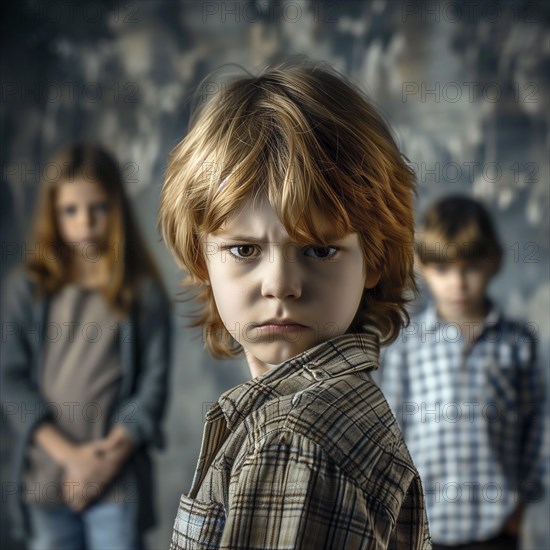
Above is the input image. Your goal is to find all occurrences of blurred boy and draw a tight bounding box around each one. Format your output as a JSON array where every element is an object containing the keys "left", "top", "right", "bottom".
[{"left": 380, "top": 195, "right": 546, "bottom": 550}]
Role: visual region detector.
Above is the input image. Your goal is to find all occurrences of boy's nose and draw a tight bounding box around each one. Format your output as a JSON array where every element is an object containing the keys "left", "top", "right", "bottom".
[
  {"left": 450, "top": 270, "right": 467, "bottom": 290},
  {"left": 260, "top": 250, "right": 302, "bottom": 300}
]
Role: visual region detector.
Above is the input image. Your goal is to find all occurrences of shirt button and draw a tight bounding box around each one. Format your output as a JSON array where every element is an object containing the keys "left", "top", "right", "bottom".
[{"left": 312, "top": 368, "right": 329, "bottom": 380}]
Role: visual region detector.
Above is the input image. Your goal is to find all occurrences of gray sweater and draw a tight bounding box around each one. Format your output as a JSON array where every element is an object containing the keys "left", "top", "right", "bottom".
[{"left": 1, "top": 266, "right": 173, "bottom": 540}]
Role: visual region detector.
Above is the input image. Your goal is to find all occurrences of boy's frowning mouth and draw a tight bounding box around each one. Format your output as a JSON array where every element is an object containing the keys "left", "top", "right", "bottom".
[{"left": 254, "top": 317, "right": 307, "bottom": 328}]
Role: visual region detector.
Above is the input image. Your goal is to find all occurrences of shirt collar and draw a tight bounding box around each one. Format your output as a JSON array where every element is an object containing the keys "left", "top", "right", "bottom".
[{"left": 213, "top": 331, "right": 380, "bottom": 431}]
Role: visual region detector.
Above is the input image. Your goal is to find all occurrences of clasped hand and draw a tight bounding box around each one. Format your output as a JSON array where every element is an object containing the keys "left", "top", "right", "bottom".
[{"left": 62, "top": 426, "right": 135, "bottom": 512}]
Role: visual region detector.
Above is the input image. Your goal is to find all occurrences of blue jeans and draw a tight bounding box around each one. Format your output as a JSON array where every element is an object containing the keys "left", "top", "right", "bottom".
[{"left": 26, "top": 500, "right": 144, "bottom": 550}]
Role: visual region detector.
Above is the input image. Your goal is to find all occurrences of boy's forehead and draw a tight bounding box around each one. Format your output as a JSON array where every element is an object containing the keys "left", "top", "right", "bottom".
[{"left": 210, "top": 193, "right": 338, "bottom": 241}]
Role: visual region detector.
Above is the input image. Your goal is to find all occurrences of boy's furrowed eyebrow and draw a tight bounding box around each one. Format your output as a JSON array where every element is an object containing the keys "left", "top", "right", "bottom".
[
  {"left": 215, "top": 234, "right": 345, "bottom": 243},
  {"left": 216, "top": 235, "right": 265, "bottom": 242}
]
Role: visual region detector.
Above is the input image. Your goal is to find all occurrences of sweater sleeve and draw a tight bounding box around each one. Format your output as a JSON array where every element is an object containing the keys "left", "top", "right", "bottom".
[
  {"left": 1, "top": 268, "right": 53, "bottom": 439},
  {"left": 110, "top": 278, "right": 173, "bottom": 449}
]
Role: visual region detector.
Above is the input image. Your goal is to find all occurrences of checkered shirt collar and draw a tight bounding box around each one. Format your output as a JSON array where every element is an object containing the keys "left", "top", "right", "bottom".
[{"left": 215, "top": 331, "right": 380, "bottom": 431}]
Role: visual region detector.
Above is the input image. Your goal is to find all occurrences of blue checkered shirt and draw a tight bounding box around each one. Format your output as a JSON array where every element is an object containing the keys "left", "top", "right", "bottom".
[{"left": 378, "top": 301, "right": 546, "bottom": 545}]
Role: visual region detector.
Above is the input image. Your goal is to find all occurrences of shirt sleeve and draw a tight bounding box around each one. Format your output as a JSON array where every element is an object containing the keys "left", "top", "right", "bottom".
[
  {"left": 516, "top": 327, "right": 547, "bottom": 504},
  {"left": 387, "top": 473, "right": 432, "bottom": 550},
  {"left": 220, "top": 428, "right": 408, "bottom": 550}
]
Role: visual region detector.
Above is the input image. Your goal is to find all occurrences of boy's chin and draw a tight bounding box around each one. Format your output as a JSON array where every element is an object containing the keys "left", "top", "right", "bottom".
[
  {"left": 447, "top": 299, "right": 474, "bottom": 310},
  {"left": 244, "top": 340, "right": 314, "bottom": 368}
]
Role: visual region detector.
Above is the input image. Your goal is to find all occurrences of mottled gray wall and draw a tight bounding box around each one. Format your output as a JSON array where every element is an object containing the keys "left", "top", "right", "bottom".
[{"left": 2, "top": 1, "right": 549, "bottom": 549}]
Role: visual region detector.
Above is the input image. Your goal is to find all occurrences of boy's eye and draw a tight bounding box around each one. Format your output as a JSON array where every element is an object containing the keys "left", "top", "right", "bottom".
[
  {"left": 434, "top": 264, "right": 449, "bottom": 274},
  {"left": 304, "top": 245, "right": 338, "bottom": 260},
  {"left": 227, "top": 244, "right": 258, "bottom": 259},
  {"left": 61, "top": 205, "right": 77, "bottom": 216},
  {"left": 223, "top": 244, "right": 339, "bottom": 261}
]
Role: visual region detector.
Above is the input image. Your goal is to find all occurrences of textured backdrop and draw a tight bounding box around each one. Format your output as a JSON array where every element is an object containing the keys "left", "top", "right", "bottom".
[{"left": 2, "top": 1, "right": 549, "bottom": 549}]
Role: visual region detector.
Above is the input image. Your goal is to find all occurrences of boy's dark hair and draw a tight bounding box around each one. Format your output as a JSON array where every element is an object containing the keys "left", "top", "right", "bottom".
[{"left": 415, "top": 194, "right": 503, "bottom": 267}]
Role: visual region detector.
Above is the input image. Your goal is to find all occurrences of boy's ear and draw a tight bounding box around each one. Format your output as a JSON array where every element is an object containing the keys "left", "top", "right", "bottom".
[{"left": 364, "top": 270, "right": 381, "bottom": 289}]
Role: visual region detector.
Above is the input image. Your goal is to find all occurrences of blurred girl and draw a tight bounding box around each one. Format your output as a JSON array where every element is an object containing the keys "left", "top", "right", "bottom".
[{"left": 1, "top": 143, "right": 172, "bottom": 550}]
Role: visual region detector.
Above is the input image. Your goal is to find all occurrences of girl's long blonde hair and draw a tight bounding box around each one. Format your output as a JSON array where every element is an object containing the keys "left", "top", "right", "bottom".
[
  {"left": 159, "top": 57, "right": 417, "bottom": 357},
  {"left": 26, "top": 143, "right": 164, "bottom": 318}
]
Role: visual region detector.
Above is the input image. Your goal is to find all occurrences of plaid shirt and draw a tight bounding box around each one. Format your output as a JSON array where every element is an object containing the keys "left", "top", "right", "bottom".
[
  {"left": 378, "top": 301, "right": 547, "bottom": 545},
  {"left": 171, "top": 332, "right": 432, "bottom": 549}
]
